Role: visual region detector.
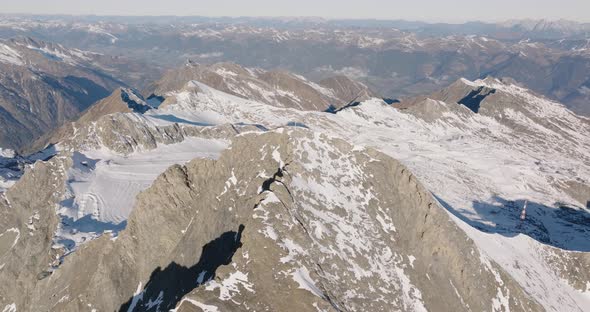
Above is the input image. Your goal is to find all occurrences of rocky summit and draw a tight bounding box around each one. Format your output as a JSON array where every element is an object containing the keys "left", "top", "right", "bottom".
[{"left": 0, "top": 129, "right": 543, "bottom": 312}]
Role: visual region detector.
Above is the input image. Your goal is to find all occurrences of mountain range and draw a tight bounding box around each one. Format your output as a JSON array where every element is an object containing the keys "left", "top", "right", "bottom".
[
  {"left": 1, "top": 16, "right": 590, "bottom": 117},
  {"left": 0, "top": 58, "right": 588, "bottom": 311},
  {"left": 0, "top": 36, "right": 158, "bottom": 150},
  {"left": 0, "top": 16, "right": 588, "bottom": 312}
]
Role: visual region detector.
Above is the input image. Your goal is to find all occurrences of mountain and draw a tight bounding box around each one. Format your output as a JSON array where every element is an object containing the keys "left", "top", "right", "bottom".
[
  {"left": 3, "top": 129, "right": 542, "bottom": 312},
  {"left": 3, "top": 15, "right": 590, "bottom": 116},
  {"left": 147, "top": 62, "right": 378, "bottom": 111},
  {"left": 498, "top": 19, "right": 590, "bottom": 39},
  {"left": 24, "top": 87, "right": 154, "bottom": 154},
  {"left": 0, "top": 65, "right": 588, "bottom": 311},
  {"left": 0, "top": 37, "right": 125, "bottom": 150},
  {"left": 140, "top": 75, "right": 590, "bottom": 310},
  {"left": 79, "top": 87, "right": 153, "bottom": 119},
  {"left": 25, "top": 62, "right": 378, "bottom": 155},
  {"left": 0, "top": 36, "right": 167, "bottom": 152}
]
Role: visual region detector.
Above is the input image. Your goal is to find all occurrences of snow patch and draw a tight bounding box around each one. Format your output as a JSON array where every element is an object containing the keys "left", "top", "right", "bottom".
[
  {"left": 1, "top": 304, "right": 16, "bottom": 312},
  {"left": 126, "top": 283, "right": 144, "bottom": 312},
  {"left": 0, "top": 44, "right": 23, "bottom": 65},
  {"left": 171, "top": 298, "right": 219, "bottom": 312},
  {"left": 205, "top": 270, "right": 254, "bottom": 301},
  {"left": 291, "top": 266, "right": 325, "bottom": 298}
]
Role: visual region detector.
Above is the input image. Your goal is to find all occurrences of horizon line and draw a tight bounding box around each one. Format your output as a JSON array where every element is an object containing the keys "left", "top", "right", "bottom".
[{"left": 1, "top": 12, "right": 590, "bottom": 25}]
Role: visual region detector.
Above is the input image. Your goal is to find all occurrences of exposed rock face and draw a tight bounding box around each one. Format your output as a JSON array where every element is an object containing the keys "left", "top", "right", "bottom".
[
  {"left": 148, "top": 62, "right": 377, "bottom": 111},
  {"left": 318, "top": 75, "right": 378, "bottom": 104},
  {"left": 0, "top": 129, "right": 543, "bottom": 311},
  {"left": 50, "top": 113, "right": 242, "bottom": 155},
  {"left": 0, "top": 37, "right": 124, "bottom": 151},
  {"left": 26, "top": 88, "right": 154, "bottom": 154},
  {"left": 562, "top": 181, "right": 590, "bottom": 208},
  {"left": 0, "top": 156, "right": 66, "bottom": 308}
]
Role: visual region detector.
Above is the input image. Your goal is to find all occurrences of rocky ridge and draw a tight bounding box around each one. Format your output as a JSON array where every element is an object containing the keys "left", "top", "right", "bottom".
[
  {"left": 0, "top": 129, "right": 543, "bottom": 312},
  {"left": 0, "top": 69, "right": 588, "bottom": 311}
]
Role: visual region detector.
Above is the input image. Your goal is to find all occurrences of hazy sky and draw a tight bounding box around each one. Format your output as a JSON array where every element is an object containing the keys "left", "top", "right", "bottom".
[{"left": 1, "top": 0, "right": 589, "bottom": 23}]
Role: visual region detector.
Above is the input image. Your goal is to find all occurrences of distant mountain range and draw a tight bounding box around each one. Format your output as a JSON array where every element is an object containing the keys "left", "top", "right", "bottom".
[
  {"left": 0, "top": 37, "right": 122, "bottom": 150},
  {"left": 0, "top": 15, "right": 589, "bottom": 118},
  {"left": 0, "top": 36, "right": 162, "bottom": 150}
]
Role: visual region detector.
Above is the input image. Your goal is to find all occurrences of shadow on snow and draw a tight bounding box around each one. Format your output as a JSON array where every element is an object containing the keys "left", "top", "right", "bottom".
[{"left": 435, "top": 195, "right": 590, "bottom": 252}]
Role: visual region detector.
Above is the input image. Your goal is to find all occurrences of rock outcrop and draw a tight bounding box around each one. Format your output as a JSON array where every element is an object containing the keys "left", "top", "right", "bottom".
[
  {"left": 0, "top": 129, "right": 544, "bottom": 311},
  {"left": 26, "top": 88, "right": 154, "bottom": 154}
]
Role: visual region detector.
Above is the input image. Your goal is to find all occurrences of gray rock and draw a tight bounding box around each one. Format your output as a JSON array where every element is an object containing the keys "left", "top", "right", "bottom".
[{"left": 2, "top": 129, "right": 543, "bottom": 311}]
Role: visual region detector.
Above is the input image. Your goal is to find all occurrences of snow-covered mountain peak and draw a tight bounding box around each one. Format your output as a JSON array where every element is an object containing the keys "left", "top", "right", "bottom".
[
  {"left": 149, "top": 62, "right": 378, "bottom": 112},
  {"left": 2, "top": 36, "right": 93, "bottom": 66},
  {"left": 414, "top": 76, "right": 589, "bottom": 132}
]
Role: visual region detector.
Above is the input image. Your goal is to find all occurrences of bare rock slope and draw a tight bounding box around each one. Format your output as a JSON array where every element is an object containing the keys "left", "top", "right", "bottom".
[
  {"left": 25, "top": 87, "right": 154, "bottom": 154},
  {"left": 0, "top": 129, "right": 544, "bottom": 311}
]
